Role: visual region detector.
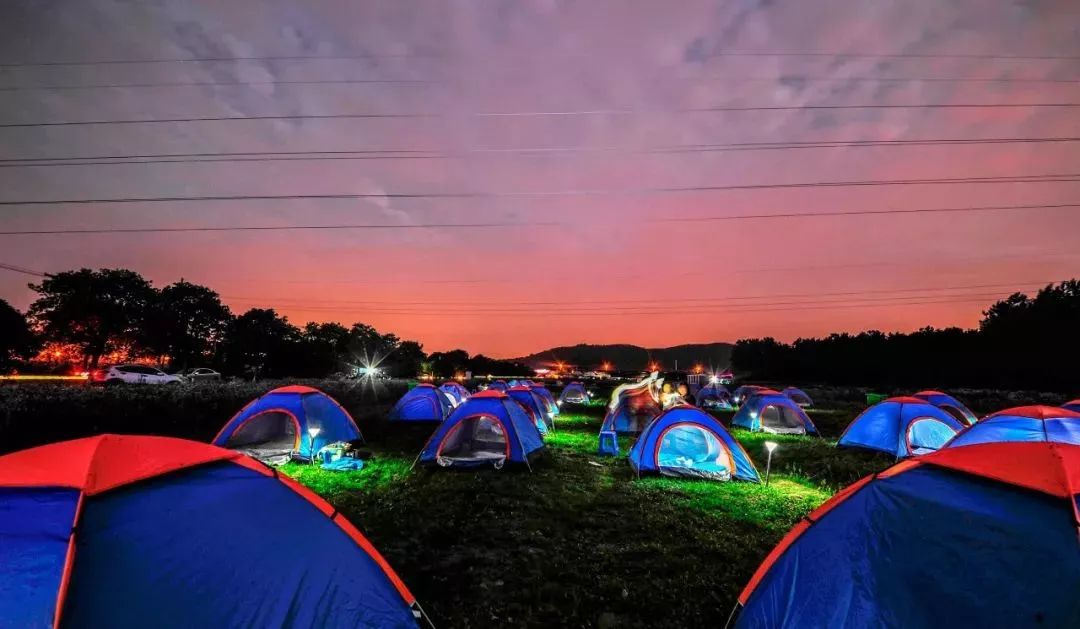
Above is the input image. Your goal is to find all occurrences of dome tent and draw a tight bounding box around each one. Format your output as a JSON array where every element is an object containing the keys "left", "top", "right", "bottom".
[
  {"left": 0, "top": 435, "right": 427, "bottom": 628},
  {"left": 529, "top": 384, "right": 560, "bottom": 417},
  {"left": 731, "top": 392, "right": 818, "bottom": 435},
  {"left": 838, "top": 397, "right": 964, "bottom": 458},
  {"left": 487, "top": 380, "right": 509, "bottom": 392},
  {"left": 598, "top": 374, "right": 664, "bottom": 455},
  {"left": 439, "top": 382, "right": 470, "bottom": 407},
  {"left": 558, "top": 382, "right": 589, "bottom": 405},
  {"left": 781, "top": 387, "right": 813, "bottom": 408},
  {"left": 508, "top": 385, "right": 554, "bottom": 434},
  {"left": 389, "top": 384, "right": 453, "bottom": 422},
  {"left": 628, "top": 406, "right": 759, "bottom": 482},
  {"left": 1066, "top": 399, "right": 1080, "bottom": 413},
  {"left": 695, "top": 383, "right": 733, "bottom": 409},
  {"left": 415, "top": 390, "right": 545, "bottom": 470},
  {"left": 945, "top": 405, "right": 1080, "bottom": 448},
  {"left": 913, "top": 390, "right": 978, "bottom": 425},
  {"left": 732, "top": 385, "right": 773, "bottom": 405},
  {"left": 732, "top": 442, "right": 1080, "bottom": 628},
  {"left": 213, "top": 385, "right": 362, "bottom": 463}
]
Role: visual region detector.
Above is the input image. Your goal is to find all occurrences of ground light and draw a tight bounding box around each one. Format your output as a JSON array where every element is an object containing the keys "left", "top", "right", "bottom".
[
  {"left": 308, "top": 427, "right": 321, "bottom": 463},
  {"left": 764, "top": 441, "right": 778, "bottom": 486}
]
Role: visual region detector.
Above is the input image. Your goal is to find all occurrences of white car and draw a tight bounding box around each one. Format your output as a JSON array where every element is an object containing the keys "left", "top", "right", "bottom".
[{"left": 90, "top": 364, "right": 182, "bottom": 386}]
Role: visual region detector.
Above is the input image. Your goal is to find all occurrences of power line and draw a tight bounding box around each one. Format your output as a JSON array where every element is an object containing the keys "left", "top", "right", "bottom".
[
  {"left": 0, "top": 79, "right": 436, "bottom": 92},
  {"left": 3, "top": 102, "right": 1080, "bottom": 129},
  {"left": 1, "top": 173, "right": 1077, "bottom": 207},
  {"left": 4, "top": 136, "right": 1080, "bottom": 169},
  {"left": 0, "top": 53, "right": 442, "bottom": 69},
  {"left": 699, "top": 76, "right": 1080, "bottom": 85},
  {"left": 1, "top": 201, "right": 1077, "bottom": 236},
  {"left": 0, "top": 262, "right": 47, "bottom": 277},
  {"left": 700, "top": 51, "right": 1080, "bottom": 61}
]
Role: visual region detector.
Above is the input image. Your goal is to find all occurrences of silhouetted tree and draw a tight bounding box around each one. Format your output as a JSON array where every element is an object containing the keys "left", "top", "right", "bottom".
[
  {"left": 297, "top": 321, "right": 351, "bottom": 377},
  {"left": 144, "top": 281, "right": 232, "bottom": 369},
  {"left": 28, "top": 268, "right": 157, "bottom": 368},
  {"left": 221, "top": 308, "right": 301, "bottom": 380},
  {"left": 428, "top": 349, "right": 471, "bottom": 377},
  {"left": 0, "top": 299, "right": 38, "bottom": 370},
  {"left": 384, "top": 340, "right": 427, "bottom": 377}
]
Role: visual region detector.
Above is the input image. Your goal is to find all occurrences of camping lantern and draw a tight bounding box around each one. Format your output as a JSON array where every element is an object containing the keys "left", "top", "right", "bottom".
[
  {"left": 764, "top": 441, "right": 778, "bottom": 486},
  {"left": 307, "top": 427, "right": 321, "bottom": 463}
]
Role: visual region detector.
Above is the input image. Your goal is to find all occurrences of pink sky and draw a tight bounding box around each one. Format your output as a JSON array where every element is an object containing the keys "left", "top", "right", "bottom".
[{"left": 1, "top": 0, "right": 1079, "bottom": 357}]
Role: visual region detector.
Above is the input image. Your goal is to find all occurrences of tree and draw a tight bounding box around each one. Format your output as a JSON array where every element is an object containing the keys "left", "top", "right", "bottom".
[
  {"left": 384, "top": 339, "right": 426, "bottom": 377},
  {"left": 0, "top": 299, "right": 38, "bottom": 371},
  {"left": 428, "top": 349, "right": 470, "bottom": 377},
  {"left": 298, "top": 321, "right": 351, "bottom": 376},
  {"left": 144, "top": 281, "right": 232, "bottom": 369},
  {"left": 221, "top": 309, "right": 301, "bottom": 379},
  {"left": 28, "top": 268, "right": 157, "bottom": 368}
]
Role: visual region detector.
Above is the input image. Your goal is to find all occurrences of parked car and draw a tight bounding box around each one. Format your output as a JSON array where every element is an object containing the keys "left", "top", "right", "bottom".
[
  {"left": 90, "top": 364, "right": 182, "bottom": 386},
  {"left": 174, "top": 367, "right": 222, "bottom": 382}
]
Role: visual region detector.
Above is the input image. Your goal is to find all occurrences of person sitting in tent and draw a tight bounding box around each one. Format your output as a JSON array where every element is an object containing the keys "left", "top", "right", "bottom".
[{"left": 659, "top": 382, "right": 677, "bottom": 408}]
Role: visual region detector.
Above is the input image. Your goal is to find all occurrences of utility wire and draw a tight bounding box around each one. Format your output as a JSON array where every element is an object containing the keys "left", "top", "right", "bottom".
[
  {"left": 0, "top": 53, "right": 442, "bottom": 68},
  {"left": 0, "top": 79, "right": 436, "bottom": 92},
  {"left": 0, "top": 262, "right": 47, "bottom": 277}
]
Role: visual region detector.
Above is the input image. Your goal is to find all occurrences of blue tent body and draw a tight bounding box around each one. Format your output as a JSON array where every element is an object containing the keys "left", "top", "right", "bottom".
[
  {"left": 0, "top": 435, "right": 424, "bottom": 628},
  {"left": 946, "top": 405, "right": 1080, "bottom": 448},
  {"left": 628, "top": 406, "right": 760, "bottom": 482},
  {"left": 733, "top": 385, "right": 773, "bottom": 405},
  {"left": 416, "top": 390, "right": 545, "bottom": 469},
  {"left": 389, "top": 384, "right": 453, "bottom": 422},
  {"left": 1066, "top": 400, "right": 1080, "bottom": 414},
  {"left": 731, "top": 393, "right": 818, "bottom": 435},
  {"left": 838, "top": 396, "right": 964, "bottom": 458},
  {"left": 508, "top": 386, "right": 553, "bottom": 434},
  {"left": 913, "top": 390, "right": 978, "bottom": 425},
  {"left": 213, "top": 385, "right": 363, "bottom": 461},
  {"left": 487, "top": 380, "right": 509, "bottom": 392},
  {"left": 734, "top": 442, "right": 1080, "bottom": 628},
  {"left": 439, "top": 382, "right": 470, "bottom": 407},
  {"left": 781, "top": 387, "right": 813, "bottom": 408},
  {"left": 531, "top": 385, "right": 560, "bottom": 417},
  {"left": 558, "top": 382, "right": 589, "bottom": 405},
  {"left": 695, "top": 383, "right": 733, "bottom": 409}
]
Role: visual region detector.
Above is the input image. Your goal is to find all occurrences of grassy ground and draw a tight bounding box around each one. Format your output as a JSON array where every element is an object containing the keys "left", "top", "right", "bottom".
[{"left": 281, "top": 402, "right": 892, "bottom": 628}]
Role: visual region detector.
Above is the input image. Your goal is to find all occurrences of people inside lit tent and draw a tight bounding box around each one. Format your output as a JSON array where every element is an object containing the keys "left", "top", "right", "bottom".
[
  {"left": 558, "top": 382, "right": 589, "bottom": 406},
  {"left": 414, "top": 390, "right": 544, "bottom": 470},
  {"left": 439, "top": 381, "right": 471, "bottom": 407},
  {"left": 912, "top": 390, "right": 978, "bottom": 425},
  {"left": 508, "top": 385, "right": 554, "bottom": 434},
  {"left": 781, "top": 387, "right": 813, "bottom": 408},
  {"left": 628, "top": 406, "right": 760, "bottom": 482},
  {"left": 838, "top": 396, "right": 964, "bottom": 458},
  {"left": 732, "top": 442, "right": 1080, "bottom": 628},
  {"left": 388, "top": 383, "right": 453, "bottom": 422},
  {"left": 213, "top": 385, "right": 363, "bottom": 464},
  {"left": 696, "top": 382, "right": 734, "bottom": 409},
  {"left": 945, "top": 405, "right": 1080, "bottom": 448},
  {"left": 598, "top": 373, "right": 664, "bottom": 455},
  {"left": 731, "top": 391, "right": 818, "bottom": 435},
  {"left": 0, "top": 435, "right": 428, "bottom": 627}
]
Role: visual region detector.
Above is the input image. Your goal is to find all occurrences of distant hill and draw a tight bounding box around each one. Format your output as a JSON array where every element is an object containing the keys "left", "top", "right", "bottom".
[{"left": 513, "top": 343, "right": 734, "bottom": 372}]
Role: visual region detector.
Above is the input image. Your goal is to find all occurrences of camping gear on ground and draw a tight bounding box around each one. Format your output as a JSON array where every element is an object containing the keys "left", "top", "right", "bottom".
[
  {"left": 0, "top": 434, "right": 426, "bottom": 627},
  {"left": 732, "top": 442, "right": 1080, "bottom": 628},
  {"left": 558, "top": 382, "right": 589, "bottom": 405},
  {"left": 945, "top": 405, "right": 1080, "bottom": 448},
  {"left": 212, "top": 385, "right": 363, "bottom": 464},
  {"left": 780, "top": 387, "right": 813, "bottom": 408},
  {"left": 865, "top": 392, "right": 888, "bottom": 405},
  {"left": 731, "top": 393, "right": 818, "bottom": 435},
  {"left": 628, "top": 406, "right": 759, "bottom": 481},
  {"left": 912, "top": 390, "right": 978, "bottom": 425},
  {"left": 389, "top": 383, "right": 453, "bottom": 422},
  {"left": 838, "top": 396, "right": 964, "bottom": 458},
  {"left": 414, "top": 390, "right": 544, "bottom": 470}
]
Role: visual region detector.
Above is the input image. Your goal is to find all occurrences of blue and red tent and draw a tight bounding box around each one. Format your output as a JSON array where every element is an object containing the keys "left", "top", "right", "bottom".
[
  {"left": 529, "top": 384, "right": 560, "bottom": 417},
  {"left": 780, "top": 387, "right": 813, "bottom": 408},
  {"left": 508, "top": 385, "right": 554, "bottom": 434},
  {"left": 945, "top": 405, "right": 1080, "bottom": 448},
  {"left": 731, "top": 393, "right": 818, "bottom": 435},
  {"left": 913, "top": 389, "right": 978, "bottom": 425},
  {"left": 213, "top": 385, "right": 362, "bottom": 462},
  {"left": 558, "top": 382, "right": 589, "bottom": 405},
  {"left": 0, "top": 435, "right": 426, "bottom": 628},
  {"left": 439, "top": 382, "right": 470, "bottom": 407},
  {"left": 695, "top": 383, "right": 733, "bottom": 409},
  {"left": 733, "top": 442, "right": 1080, "bottom": 627},
  {"left": 415, "top": 390, "right": 544, "bottom": 470},
  {"left": 1064, "top": 399, "right": 1080, "bottom": 413},
  {"left": 838, "top": 396, "right": 964, "bottom": 458},
  {"left": 628, "top": 406, "right": 759, "bottom": 482},
  {"left": 389, "top": 384, "right": 453, "bottom": 422},
  {"left": 486, "top": 380, "right": 509, "bottom": 392}
]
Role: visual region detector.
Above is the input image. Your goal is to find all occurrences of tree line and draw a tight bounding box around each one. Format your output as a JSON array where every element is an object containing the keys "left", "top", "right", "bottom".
[
  {"left": 731, "top": 280, "right": 1080, "bottom": 392},
  {"left": 0, "top": 268, "right": 528, "bottom": 379}
]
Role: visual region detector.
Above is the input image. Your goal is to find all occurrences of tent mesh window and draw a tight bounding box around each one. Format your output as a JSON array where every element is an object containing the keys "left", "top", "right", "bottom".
[
  {"left": 657, "top": 424, "right": 732, "bottom": 480},
  {"left": 907, "top": 417, "right": 958, "bottom": 455},
  {"left": 224, "top": 411, "right": 298, "bottom": 452},
  {"left": 760, "top": 405, "right": 805, "bottom": 434},
  {"left": 437, "top": 416, "right": 508, "bottom": 466}
]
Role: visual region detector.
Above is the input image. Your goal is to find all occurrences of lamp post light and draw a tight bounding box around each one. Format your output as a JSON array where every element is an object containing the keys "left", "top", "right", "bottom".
[
  {"left": 307, "top": 427, "right": 322, "bottom": 464},
  {"left": 764, "top": 441, "right": 778, "bottom": 486}
]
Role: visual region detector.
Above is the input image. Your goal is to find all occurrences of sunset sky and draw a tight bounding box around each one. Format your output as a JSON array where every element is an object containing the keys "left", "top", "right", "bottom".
[{"left": 1, "top": 1, "right": 1078, "bottom": 357}]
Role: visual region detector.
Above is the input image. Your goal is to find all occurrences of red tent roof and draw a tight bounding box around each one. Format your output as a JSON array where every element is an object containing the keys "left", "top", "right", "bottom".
[
  {"left": 985, "top": 405, "right": 1080, "bottom": 421},
  {"left": 884, "top": 396, "right": 933, "bottom": 405},
  {"left": 269, "top": 385, "right": 321, "bottom": 395},
  {"left": 473, "top": 389, "right": 507, "bottom": 399},
  {"left": 914, "top": 390, "right": 946, "bottom": 396}
]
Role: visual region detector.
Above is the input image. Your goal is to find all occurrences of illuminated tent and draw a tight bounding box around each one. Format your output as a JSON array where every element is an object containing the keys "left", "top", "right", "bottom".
[
  {"left": 530, "top": 385, "right": 560, "bottom": 417},
  {"left": 388, "top": 384, "right": 453, "bottom": 422},
  {"left": 733, "top": 385, "right": 774, "bottom": 405},
  {"left": 1066, "top": 400, "right": 1080, "bottom": 413},
  {"left": 415, "top": 390, "right": 544, "bottom": 470},
  {"left": 781, "top": 387, "right": 813, "bottom": 408},
  {"left": 507, "top": 380, "right": 520, "bottom": 387},
  {"left": 0, "top": 435, "right": 426, "bottom": 627},
  {"left": 487, "top": 380, "right": 509, "bottom": 392},
  {"left": 838, "top": 397, "right": 963, "bottom": 458},
  {"left": 508, "top": 385, "right": 554, "bottom": 434},
  {"left": 733, "top": 442, "right": 1080, "bottom": 628},
  {"left": 945, "top": 405, "right": 1080, "bottom": 448},
  {"left": 558, "top": 382, "right": 589, "bottom": 405},
  {"left": 628, "top": 406, "right": 759, "bottom": 482},
  {"left": 213, "top": 385, "right": 363, "bottom": 462},
  {"left": 695, "top": 383, "right": 733, "bottom": 409},
  {"left": 731, "top": 393, "right": 818, "bottom": 435},
  {"left": 912, "top": 390, "right": 978, "bottom": 425},
  {"left": 439, "top": 382, "right": 471, "bottom": 407}
]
